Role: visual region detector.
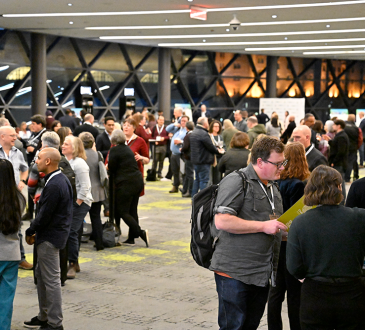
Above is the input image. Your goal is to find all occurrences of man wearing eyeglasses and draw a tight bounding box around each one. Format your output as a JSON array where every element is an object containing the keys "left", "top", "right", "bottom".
[{"left": 210, "top": 136, "right": 287, "bottom": 330}]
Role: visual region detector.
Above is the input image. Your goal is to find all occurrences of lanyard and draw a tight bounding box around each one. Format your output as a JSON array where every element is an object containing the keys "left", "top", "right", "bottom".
[
  {"left": 126, "top": 134, "right": 135, "bottom": 145},
  {"left": 258, "top": 181, "right": 275, "bottom": 213},
  {"left": 305, "top": 144, "right": 314, "bottom": 156},
  {"left": 44, "top": 170, "right": 61, "bottom": 188},
  {"left": 156, "top": 125, "right": 164, "bottom": 135},
  {"left": 28, "top": 128, "right": 46, "bottom": 144}
]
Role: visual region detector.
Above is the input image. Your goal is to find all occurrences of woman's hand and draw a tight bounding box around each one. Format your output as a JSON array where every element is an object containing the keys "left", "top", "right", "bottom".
[{"left": 135, "top": 152, "right": 149, "bottom": 164}]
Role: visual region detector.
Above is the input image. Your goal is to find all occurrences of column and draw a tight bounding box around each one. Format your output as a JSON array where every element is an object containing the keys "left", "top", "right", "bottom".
[
  {"left": 158, "top": 48, "right": 171, "bottom": 120},
  {"left": 266, "top": 56, "right": 278, "bottom": 98},
  {"left": 31, "top": 33, "right": 47, "bottom": 116}
]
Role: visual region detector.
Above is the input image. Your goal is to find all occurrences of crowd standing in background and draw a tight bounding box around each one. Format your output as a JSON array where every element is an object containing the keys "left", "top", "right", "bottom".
[{"left": 1, "top": 104, "right": 365, "bottom": 330}]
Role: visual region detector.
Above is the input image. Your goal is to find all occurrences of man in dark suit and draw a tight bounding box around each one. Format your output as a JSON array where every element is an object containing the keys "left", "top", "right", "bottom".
[
  {"left": 323, "top": 119, "right": 349, "bottom": 202},
  {"left": 292, "top": 125, "right": 328, "bottom": 172},
  {"left": 303, "top": 113, "right": 319, "bottom": 149},
  {"left": 73, "top": 114, "right": 99, "bottom": 140},
  {"left": 59, "top": 109, "right": 78, "bottom": 132},
  {"left": 193, "top": 104, "right": 211, "bottom": 124},
  {"left": 96, "top": 117, "right": 115, "bottom": 159},
  {"left": 280, "top": 115, "right": 296, "bottom": 144}
]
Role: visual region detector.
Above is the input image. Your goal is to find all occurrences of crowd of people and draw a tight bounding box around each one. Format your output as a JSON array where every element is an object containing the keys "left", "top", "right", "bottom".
[{"left": 0, "top": 104, "right": 364, "bottom": 330}]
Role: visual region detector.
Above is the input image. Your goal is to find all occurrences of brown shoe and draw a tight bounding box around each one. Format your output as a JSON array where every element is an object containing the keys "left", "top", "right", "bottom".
[
  {"left": 169, "top": 186, "right": 179, "bottom": 193},
  {"left": 74, "top": 261, "right": 80, "bottom": 273},
  {"left": 67, "top": 263, "right": 77, "bottom": 279},
  {"left": 19, "top": 260, "right": 33, "bottom": 270}
]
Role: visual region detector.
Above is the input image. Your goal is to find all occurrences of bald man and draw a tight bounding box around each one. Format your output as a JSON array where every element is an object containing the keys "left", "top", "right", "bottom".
[
  {"left": 73, "top": 113, "right": 99, "bottom": 140},
  {"left": 24, "top": 148, "right": 73, "bottom": 330},
  {"left": 292, "top": 125, "right": 327, "bottom": 172}
]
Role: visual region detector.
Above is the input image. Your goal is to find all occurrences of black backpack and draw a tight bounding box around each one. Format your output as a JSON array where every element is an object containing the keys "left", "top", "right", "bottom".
[{"left": 190, "top": 170, "right": 247, "bottom": 269}]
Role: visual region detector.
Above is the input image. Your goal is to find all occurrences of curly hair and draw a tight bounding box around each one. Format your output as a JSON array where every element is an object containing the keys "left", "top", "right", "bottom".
[
  {"left": 280, "top": 142, "right": 310, "bottom": 181},
  {"left": 304, "top": 165, "right": 343, "bottom": 206}
]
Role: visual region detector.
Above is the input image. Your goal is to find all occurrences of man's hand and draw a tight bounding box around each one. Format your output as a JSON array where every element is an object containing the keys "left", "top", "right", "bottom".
[
  {"left": 262, "top": 220, "right": 288, "bottom": 235},
  {"left": 174, "top": 123, "right": 181, "bottom": 128},
  {"left": 27, "top": 146, "right": 35, "bottom": 153},
  {"left": 25, "top": 235, "right": 35, "bottom": 245},
  {"left": 174, "top": 139, "right": 182, "bottom": 145},
  {"left": 76, "top": 198, "right": 83, "bottom": 206},
  {"left": 321, "top": 135, "right": 331, "bottom": 141},
  {"left": 17, "top": 181, "right": 25, "bottom": 191}
]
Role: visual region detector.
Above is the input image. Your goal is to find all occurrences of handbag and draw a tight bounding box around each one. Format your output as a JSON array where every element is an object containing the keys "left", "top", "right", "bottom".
[
  {"left": 97, "top": 151, "right": 109, "bottom": 188},
  {"left": 102, "top": 221, "right": 116, "bottom": 248}
]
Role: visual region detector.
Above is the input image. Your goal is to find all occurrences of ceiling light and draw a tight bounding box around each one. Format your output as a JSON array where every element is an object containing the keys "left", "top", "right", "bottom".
[
  {"left": 68, "top": 3, "right": 72, "bottom": 6},
  {"left": 99, "top": 85, "right": 110, "bottom": 91},
  {"left": 100, "top": 28, "right": 365, "bottom": 40},
  {"left": 0, "top": 83, "right": 14, "bottom": 91},
  {"left": 326, "top": 24, "right": 330, "bottom": 28},
  {"left": 4, "top": 1, "right": 365, "bottom": 17},
  {"left": 158, "top": 37, "right": 365, "bottom": 47},
  {"left": 284, "top": 37, "right": 288, "bottom": 40},
  {"left": 188, "top": 0, "right": 193, "bottom": 2},
  {"left": 0, "top": 65, "right": 9, "bottom": 71},
  {"left": 63, "top": 101, "right": 74, "bottom": 107},
  {"left": 203, "top": 39, "right": 206, "bottom": 42},
  {"left": 86, "top": 16, "right": 365, "bottom": 31},
  {"left": 303, "top": 50, "right": 365, "bottom": 55},
  {"left": 69, "top": 21, "right": 73, "bottom": 24},
  {"left": 226, "top": 28, "right": 230, "bottom": 32},
  {"left": 245, "top": 45, "right": 365, "bottom": 51},
  {"left": 272, "top": 15, "right": 277, "bottom": 18}
]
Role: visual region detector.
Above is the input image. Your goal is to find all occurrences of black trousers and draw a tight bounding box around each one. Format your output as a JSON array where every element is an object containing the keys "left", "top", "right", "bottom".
[
  {"left": 300, "top": 278, "right": 365, "bottom": 330},
  {"left": 268, "top": 241, "right": 302, "bottom": 330},
  {"left": 114, "top": 181, "right": 143, "bottom": 240},
  {"left": 182, "top": 159, "right": 194, "bottom": 194},
  {"left": 170, "top": 153, "right": 181, "bottom": 188},
  {"left": 89, "top": 201, "right": 104, "bottom": 250}
]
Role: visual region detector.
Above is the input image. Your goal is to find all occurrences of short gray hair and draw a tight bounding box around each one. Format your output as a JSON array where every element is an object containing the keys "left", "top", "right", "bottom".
[
  {"left": 0, "top": 118, "right": 10, "bottom": 127},
  {"left": 41, "top": 131, "right": 60, "bottom": 149},
  {"left": 79, "top": 132, "right": 94, "bottom": 149},
  {"left": 111, "top": 129, "right": 126, "bottom": 145}
]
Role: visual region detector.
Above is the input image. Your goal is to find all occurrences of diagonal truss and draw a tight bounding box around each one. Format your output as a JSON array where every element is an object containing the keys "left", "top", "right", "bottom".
[{"left": 0, "top": 29, "right": 365, "bottom": 126}]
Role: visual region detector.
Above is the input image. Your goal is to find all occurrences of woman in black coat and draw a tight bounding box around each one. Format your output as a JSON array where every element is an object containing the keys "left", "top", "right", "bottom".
[
  {"left": 108, "top": 130, "right": 149, "bottom": 247},
  {"left": 218, "top": 132, "right": 250, "bottom": 176}
]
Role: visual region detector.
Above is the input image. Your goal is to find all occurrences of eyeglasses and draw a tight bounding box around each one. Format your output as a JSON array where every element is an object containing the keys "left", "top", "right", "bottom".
[{"left": 263, "top": 159, "right": 288, "bottom": 169}]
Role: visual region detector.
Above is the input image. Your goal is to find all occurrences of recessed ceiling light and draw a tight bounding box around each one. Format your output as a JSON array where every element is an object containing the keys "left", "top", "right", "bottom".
[
  {"left": 203, "top": 39, "right": 206, "bottom": 42},
  {"left": 69, "top": 21, "right": 73, "bottom": 24},
  {"left": 284, "top": 37, "right": 288, "bottom": 40},
  {"left": 165, "top": 19, "right": 169, "bottom": 22},
  {"left": 188, "top": 0, "right": 193, "bottom": 2},
  {"left": 326, "top": 24, "right": 331, "bottom": 28},
  {"left": 226, "top": 28, "right": 230, "bottom": 32},
  {"left": 272, "top": 15, "right": 277, "bottom": 18},
  {"left": 68, "top": 3, "right": 72, "bottom": 6},
  {"left": 5, "top": 1, "right": 365, "bottom": 17}
]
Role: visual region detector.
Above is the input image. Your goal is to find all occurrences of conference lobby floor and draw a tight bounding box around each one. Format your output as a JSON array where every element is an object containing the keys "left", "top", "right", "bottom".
[{"left": 14, "top": 164, "right": 362, "bottom": 330}]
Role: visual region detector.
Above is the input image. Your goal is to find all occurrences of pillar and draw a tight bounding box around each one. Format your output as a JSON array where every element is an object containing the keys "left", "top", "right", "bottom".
[
  {"left": 266, "top": 56, "right": 278, "bottom": 98},
  {"left": 31, "top": 33, "right": 47, "bottom": 116},
  {"left": 158, "top": 48, "right": 171, "bottom": 120}
]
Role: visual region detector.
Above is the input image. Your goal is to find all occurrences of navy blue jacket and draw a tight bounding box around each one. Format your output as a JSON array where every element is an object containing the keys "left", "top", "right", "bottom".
[
  {"left": 277, "top": 178, "right": 305, "bottom": 212},
  {"left": 190, "top": 125, "right": 220, "bottom": 165},
  {"left": 26, "top": 170, "right": 73, "bottom": 249}
]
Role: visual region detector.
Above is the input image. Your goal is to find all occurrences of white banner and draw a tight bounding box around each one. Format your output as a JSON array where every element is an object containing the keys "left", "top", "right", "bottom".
[{"left": 259, "top": 98, "right": 305, "bottom": 127}]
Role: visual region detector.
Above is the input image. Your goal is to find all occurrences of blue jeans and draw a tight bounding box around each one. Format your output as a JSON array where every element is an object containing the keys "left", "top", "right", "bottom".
[
  {"left": 192, "top": 164, "right": 210, "bottom": 197},
  {"left": 0, "top": 261, "right": 19, "bottom": 330},
  {"left": 67, "top": 202, "right": 90, "bottom": 263},
  {"left": 215, "top": 273, "right": 269, "bottom": 330}
]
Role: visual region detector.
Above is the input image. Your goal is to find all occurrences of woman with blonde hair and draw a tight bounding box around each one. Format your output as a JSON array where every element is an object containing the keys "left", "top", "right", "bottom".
[
  {"left": 267, "top": 142, "right": 310, "bottom": 330},
  {"left": 222, "top": 119, "right": 238, "bottom": 151},
  {"left": 61, "top": 136, "right": 93, "bottom": 279}
]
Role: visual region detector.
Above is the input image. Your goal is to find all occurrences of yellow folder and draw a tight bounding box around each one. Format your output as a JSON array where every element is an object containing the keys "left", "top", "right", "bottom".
[{"left": 278, "top": 196, "right": 316, "bottom": 231}]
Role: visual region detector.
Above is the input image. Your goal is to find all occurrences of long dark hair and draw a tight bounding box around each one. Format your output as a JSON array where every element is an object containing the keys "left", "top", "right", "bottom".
[{"left": 0, "top": 159, "right": 25, "bottom": 235}]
